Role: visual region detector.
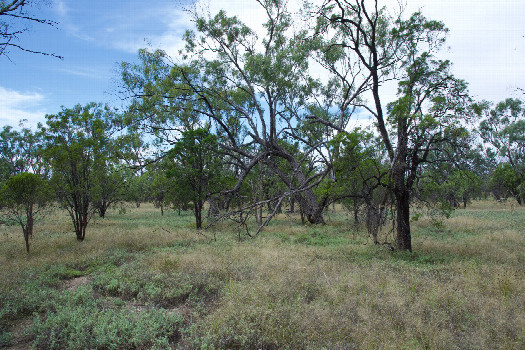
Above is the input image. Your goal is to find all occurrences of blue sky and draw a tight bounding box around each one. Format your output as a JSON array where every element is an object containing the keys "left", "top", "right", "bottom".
[
  {"left": 1, "top": 0, "right": 524, "bottom": 128},
  {"left": 0, "top": 0, "right": 192, "bottom": 126}
]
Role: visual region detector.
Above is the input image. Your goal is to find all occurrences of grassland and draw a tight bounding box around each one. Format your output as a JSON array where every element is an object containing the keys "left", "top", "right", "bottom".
[{"left": 0, "top": 201, "right": 524, "bottom": 349}]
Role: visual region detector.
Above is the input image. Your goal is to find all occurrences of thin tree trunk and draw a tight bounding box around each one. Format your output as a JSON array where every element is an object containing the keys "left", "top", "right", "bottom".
[
  {"left": 23, "top": 227, "right": 30, "bottom": 253},
  {"left": 353, "top": 201, "right": 359, "bottom": 226},
  {"left": 194, "top": 201, "right": 202, "bottom": 229}
]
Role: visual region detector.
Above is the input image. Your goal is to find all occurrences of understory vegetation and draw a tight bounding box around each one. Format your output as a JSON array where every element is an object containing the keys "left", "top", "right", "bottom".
[{"left": 1, "top": 201, "right": 523, "bottom": 349}]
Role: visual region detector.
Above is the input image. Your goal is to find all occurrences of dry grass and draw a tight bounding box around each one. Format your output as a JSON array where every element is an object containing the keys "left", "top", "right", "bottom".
[{"left": 1, "top": 201, "right": 524, "bottom": 349}]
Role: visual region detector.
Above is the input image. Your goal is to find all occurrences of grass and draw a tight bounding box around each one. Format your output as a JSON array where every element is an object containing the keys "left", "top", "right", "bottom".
[{"left": 0, "top": 201, "right": 524, "bottom": 349}]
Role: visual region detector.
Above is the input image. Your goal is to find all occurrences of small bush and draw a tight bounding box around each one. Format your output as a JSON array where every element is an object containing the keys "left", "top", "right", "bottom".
[{"left": 30, "top": 286, "right": 183, "bottom": 350}]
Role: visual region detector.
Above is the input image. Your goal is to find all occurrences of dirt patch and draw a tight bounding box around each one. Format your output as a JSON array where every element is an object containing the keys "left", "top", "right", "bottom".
[{"left": 62, "top": 276, "right": 90, "bottom": 291}]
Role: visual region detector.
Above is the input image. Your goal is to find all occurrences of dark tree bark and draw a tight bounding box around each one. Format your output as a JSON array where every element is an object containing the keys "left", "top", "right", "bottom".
[
  {"left": 194, "top": 201, "right": 203, "bottom": 229},
  {"left": 395, "top": 189, "right": 411, "bottom": 252},
  {"left": 22, "top": 210, "right": 33, "bottom": 252}
]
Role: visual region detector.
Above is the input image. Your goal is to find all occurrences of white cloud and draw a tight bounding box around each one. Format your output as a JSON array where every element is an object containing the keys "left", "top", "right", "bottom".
[
  {"left": 0, "top": 87, "right": 47, "bottom": 127},
  {"left": 109, "top": 6, "right": 191, "bottom": 58}
]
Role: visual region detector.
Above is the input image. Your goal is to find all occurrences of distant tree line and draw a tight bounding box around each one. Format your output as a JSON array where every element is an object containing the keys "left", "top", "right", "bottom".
[{"left": 1, "top": 0, "right": 524, "bottom": 253}]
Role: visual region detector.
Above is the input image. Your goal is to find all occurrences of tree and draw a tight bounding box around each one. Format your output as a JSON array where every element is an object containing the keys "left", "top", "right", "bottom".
[
  {"left": 125, "top": 171, "right": 149, "bottom": 208},
  {"left": 166, "top": 128, "right": 222, "bottom": 228},
  {"left": 315, "top": 1, "right": 472, "bottom": 251},
  {"left": 121, "top": 0, "right": 331, "bottom": 227},
  {"left": 419, "top": 167, "right": 482, "bottom": 211},
  {"left": 0, "top": 125, "right": 22, "bottom": 183},
  {"left": 44, "top": 103, "right": 115, "bottom": 241},
  {"left": 329, "top": 129, "right": 391, "bottom": 243},
  {"left": 1, "top": 0, "right": 62, "bottom": 58},
  {"left": 477, "top": 98, "right": 525, "bottom": 205},
  {"left": 149, "top": 163, "right": 170, "bottom": 216},
  {"left": 91, "top": 131, "right": 129, "bottom": 218},
  {"left": 92, "top": 164, "right": 126, "bottom": 218},
  {"left": 0, "top": 123, "right": 48, "bottom": 184},
  {"left": 490, "top": 163, "right": 523, "bottom": 205},
  {"left": 0, "top": 172, "right": 52, "bottom": 252}
]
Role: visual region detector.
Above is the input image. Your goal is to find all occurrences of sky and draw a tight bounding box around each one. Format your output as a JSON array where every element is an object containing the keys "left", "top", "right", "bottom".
[{"left": 1, "top": 0, "right": 524, "bottom": 128}]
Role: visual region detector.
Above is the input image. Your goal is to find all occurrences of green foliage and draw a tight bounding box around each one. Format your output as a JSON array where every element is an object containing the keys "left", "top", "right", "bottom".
[
  {"left": 317, "top": 0, "right": 473, "bottom": 250},
  {"left": 0, "top": 172, "right": 53, "bottom": 252},
  {"left": 125, "top": 172, "right": 150, "bottom": 207},
  {"left": 491, "top": 163, "right": 524, "bottom": 203},
  {"left": 44, "top": 103, "right": 117, "bottom": 240},
  {"left": 166, "top": 128, "right": 223, "bottom": 228},
  {"left": 30, "top": 286, "right": 183, "bottom": 350},
  {"left": 0, "top": 126, "right": 23, "bottom": 182},
  {"left": 0, "top": 172, "right": 51, "bottom": 210},
  {"left": 329, "top": 129, "right": 387, "bottom": 198},
  {"left": 92, "top": 260, "right": 223, "bottom": 308},
  {"left": 477, "top": 98, "right": 525, "bottom": 204},
  {"left": 0, "top": 124, "right": 47, "bottom": 185},
  {"left": 420, "top": 169, "right": 482, "bottom": 210}
]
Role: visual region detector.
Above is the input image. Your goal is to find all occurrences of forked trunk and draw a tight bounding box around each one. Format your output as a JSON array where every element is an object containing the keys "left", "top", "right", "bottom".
[{"left": 99, "top": 205, "right": 107, "bottom": 218}]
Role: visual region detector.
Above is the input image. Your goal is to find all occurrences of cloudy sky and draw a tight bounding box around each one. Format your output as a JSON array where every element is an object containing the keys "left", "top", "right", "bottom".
[{"left": 1, "top": 0, "right": 524, "bottom": 127}]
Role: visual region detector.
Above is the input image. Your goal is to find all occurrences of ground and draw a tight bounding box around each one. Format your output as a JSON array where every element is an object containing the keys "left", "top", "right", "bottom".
[{"left": 0, "top": 201, "right": 524, "bottom": 349}]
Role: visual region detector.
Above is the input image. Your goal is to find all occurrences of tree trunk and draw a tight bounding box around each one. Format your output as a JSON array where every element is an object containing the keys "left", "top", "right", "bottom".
[
  {"left": 307, "top": 204, "right": 325, "bottom": 224},
  {"left": 23, "top": 227, "right": 30, "bottom": 253},
  {"left": 75, "top": 212, "right": 87, "bottom": 241},
  {"left": 395, "top": 190, "right": 411, "bottom": 252},
  {"left": 393, "top": 116, "right": 411, "bottom": 252},
  {"left": 98, "top": 204, "right": 107, "bottom": 218},
  {"left": 353, "top": 201, "right": 359, "bottom": 226},
  {"left": 295, "top": 190, "right": 325, "bottom": 224},
  {"left": 76, "top": 224, "right": 86, "bottom": 241},
  {"left": 194, "top": 201, "right": 202, "bottom": 229},
  {"left": 275, "top": 200, "right": 282, "bottom": 214},
  {"left": 207, "top": 197, "right": 219, "bottom": 218},
  {"left": 366, "top": 204, "right": 380, "bottom": 245},
  {"left": 276, "top": 146, "right": 326, "bottom": 224}
]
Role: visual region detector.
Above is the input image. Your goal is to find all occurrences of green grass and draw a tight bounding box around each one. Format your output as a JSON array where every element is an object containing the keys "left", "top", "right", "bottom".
[{"left": 0, "top": 201, "right": 524, "bottom": 349}]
